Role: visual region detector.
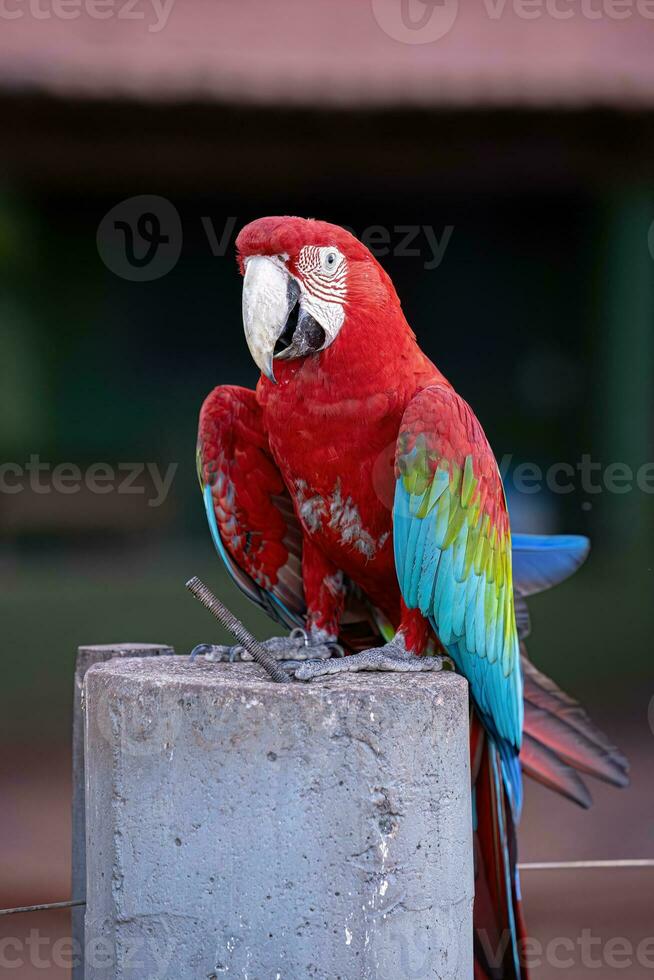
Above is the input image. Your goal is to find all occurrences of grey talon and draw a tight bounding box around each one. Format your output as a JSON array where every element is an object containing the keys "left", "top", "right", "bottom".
[
  {"left": 293, "top": 639, "right": 448, "bottom": 681},
  {"left": 190, "top": 631, "right": 340, "bottom": 665},
  {"left": 189, "top": 643, "right": 217, "bottom": 662}
]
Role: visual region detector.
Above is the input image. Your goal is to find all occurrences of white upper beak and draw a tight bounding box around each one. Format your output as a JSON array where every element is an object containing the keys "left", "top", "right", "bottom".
[{"left": 242, "top": 255, "right": 295, "bottom": 383}]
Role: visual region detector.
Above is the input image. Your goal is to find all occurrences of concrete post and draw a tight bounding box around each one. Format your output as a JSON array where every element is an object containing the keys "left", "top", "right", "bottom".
[
  {"left": 72, "top": 643, "right": 173, "bottom": 980},
  {"left": 84, "top": 656, "right": 473, "bottom": 979}
]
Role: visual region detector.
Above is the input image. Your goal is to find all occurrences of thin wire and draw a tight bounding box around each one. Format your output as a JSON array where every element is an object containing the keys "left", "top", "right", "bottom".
[
  {"left": 0, "top": 899, "right": 85, "bottom": 917},
  {"left": 519, "top": 859, "right": 654, "bottom": 871},
  {"left": 0, "top": 860, "right": 652, "bottom": 915}
]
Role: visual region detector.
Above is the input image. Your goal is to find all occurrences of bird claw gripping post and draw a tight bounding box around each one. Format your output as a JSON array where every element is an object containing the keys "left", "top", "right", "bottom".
[{"left": 186, "top": 577, "right": 292, "bottom": 683}]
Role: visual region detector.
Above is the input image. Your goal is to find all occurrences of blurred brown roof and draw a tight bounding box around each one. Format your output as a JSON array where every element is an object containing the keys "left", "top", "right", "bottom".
[{"left": 2, "top": 0, "right": 654, "bottom": 108}]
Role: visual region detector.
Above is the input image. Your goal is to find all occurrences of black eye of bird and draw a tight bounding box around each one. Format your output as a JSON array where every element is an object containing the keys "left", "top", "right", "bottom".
[{"left": 326, "top": 252, "right": 336, "bottom": 267}]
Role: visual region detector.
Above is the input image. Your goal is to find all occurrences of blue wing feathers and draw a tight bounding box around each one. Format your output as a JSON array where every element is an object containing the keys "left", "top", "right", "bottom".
[{"left": 409, "top": 509, "right": 432, "bottom": 605}]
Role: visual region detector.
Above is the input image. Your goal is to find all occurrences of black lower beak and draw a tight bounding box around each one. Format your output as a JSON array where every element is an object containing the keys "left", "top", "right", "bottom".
[
  {"left": 274, "top": 300, "right": 326, "bottom": 361},
  {"left": 274, "top": 296, "right": 300, "bottom": 356},
  {"left": 266, "top": 274, "right": 326, "bottom": 363}
]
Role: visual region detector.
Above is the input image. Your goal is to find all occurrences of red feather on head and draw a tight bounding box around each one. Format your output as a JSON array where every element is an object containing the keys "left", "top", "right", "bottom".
[{"left": 236, "top": 215, "right": 371, "bottom": 269}]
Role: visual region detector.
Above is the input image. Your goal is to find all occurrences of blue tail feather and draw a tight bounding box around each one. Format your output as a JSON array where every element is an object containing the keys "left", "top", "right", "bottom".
[{"left": 512, "top": 533, "right": 590, "bottom": 597}]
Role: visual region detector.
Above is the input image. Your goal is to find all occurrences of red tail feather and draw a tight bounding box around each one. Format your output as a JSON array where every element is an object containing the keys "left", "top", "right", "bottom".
[{"left": 472, "top": 715, "right": 529, "bottom": 980}]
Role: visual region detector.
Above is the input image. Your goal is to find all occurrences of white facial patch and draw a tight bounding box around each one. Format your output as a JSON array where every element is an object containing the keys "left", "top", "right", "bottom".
[
  {"left": 301, "top": 293, "right": 345, "bottom": 344},
  {"left": 295, "top": 245, "right": 347, "bottom": 348}
]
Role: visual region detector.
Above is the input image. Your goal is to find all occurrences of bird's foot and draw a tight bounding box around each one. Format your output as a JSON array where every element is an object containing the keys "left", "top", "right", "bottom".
[
  {"left": 189, "top": 628, "right": 342, "bottom": 666},
  {"left": 293, "top": 635, "right": 453, "bottom": 681}
]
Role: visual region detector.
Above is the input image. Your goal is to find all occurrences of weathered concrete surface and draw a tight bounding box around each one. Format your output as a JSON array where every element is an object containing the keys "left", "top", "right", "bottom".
[
  {"left": 84, "top": 656, "right": 473, "bottom": 979},
  {"left": 72, "top": 644, "right": 173, "bottom": 980}
]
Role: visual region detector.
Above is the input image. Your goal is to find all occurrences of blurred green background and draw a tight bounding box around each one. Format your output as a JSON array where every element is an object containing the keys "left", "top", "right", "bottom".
[{"left": 1, "top": 93, "right": 654, "bottom": 980}]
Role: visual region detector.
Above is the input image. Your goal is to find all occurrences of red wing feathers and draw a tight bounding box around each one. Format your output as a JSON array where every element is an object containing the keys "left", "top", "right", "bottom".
[{"left": 198, "top": 385, "right": 305, "bottom": 624}]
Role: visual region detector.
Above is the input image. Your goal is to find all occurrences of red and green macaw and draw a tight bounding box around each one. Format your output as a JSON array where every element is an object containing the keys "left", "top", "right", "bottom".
[{"left": 195, "top": 216, "right": 628, "bottom": 979}]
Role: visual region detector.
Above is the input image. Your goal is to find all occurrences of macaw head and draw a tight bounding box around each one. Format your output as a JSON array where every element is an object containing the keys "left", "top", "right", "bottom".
[{"left": 236, "top": 216, "right": 399, "bottom": 383}]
